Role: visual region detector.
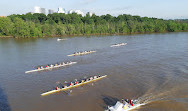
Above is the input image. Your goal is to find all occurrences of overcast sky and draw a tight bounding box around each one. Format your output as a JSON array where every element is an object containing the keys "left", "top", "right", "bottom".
[{"left": 0, "top": 0, "right": 188, "bottom": 19}]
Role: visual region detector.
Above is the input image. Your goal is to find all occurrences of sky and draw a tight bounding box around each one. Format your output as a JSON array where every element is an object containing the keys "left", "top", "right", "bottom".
[{"left": 0, "top": 0, "right": 188, "bottom": 19}]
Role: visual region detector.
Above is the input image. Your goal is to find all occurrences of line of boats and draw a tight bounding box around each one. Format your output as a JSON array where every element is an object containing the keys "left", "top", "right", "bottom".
[
  {"left": 41, "top": 75, "right": 107, "bottom": 96},
  {"left": 110, "top": 43, "right": 127, "bottom": 47},
  {"left": 67, "top": 51, "right": 96, "bottom": 56},
  {"left": 25, "top": 40, "right": 146, "bottom": 110},
  {"left": 25, "top": 61, "right": 77, "bottom": 73}
]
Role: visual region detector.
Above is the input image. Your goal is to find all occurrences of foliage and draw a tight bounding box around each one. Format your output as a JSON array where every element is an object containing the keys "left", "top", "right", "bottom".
[{"left": 0, "top": 13, "right": 187, "bottom": 37}]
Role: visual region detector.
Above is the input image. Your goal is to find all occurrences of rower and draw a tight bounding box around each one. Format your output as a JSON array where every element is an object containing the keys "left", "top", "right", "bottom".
[
  {"left": 122, "top": 99, "right": 129, "bottom": 109},
  {"left": 56, "top": 86, "right": 60, "bottom": 90},
  {"left": 75, "top": 81, "right": 78, "bottom": 85},
  {"left": 46, "top": 65, "right": 49, "bottom": 68},
  {"left": 38, "top": 67, "right": 40, "bottom": 70},
  {"left": 90, "top": 77, "right": 93, "bottom": 80},
  {"left": 50, "top": 64, "right": 53, "bottom": 67},
  {"left": 64, "top": 85, "right": 67, "bottom": 88},
  {"left": 63, "top": 62, "right": 65, "bottom": 65},
  {"left": 81, "top": 80, "right": 84, "bottom": 83},
  {"left": 94, "top": 76, "right": 97, "bottom": 79},
  {"left": 55, "top": 64, "right": 58, "bottom": 66},
  {"left": 70, "top": 82, "right": 74, "bottom": 86},
  {"left": 41, "top": 66, "right": 44, "bottom": 69}
]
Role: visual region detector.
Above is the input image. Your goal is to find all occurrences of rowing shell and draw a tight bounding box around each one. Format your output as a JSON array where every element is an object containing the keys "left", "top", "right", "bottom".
[
  {"left": 57, "top": 38, "right": 67, "bottom": 41},
  {"left": 110, "top": 43, "right": 127, "bottom": 47},
  {"left": 41, "top": 75, "right": 107, "bottom": 96},
  {"left": 25, "top": 62, "right": 77, "bottom": 73},
  {"left": 67, "top": 51, "right": 96, "bottom": 56}
]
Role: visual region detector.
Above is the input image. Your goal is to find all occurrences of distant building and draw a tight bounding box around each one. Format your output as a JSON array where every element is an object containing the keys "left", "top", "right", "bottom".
[
  {"left": 68, "top": 9, "right": 84, "bottom": 16},
  {"left": 57, "top": 7, "right": 65, "bottom": 13},
  {"left": 34, "top": 6, "right": 46, "bottom": 14},
  {"left": 75, "top": 10, "right": 84, "bottom": 16},
  {"left": 48, "top": 9, "right": 54, "bottom": 14},
  {"left": 68, "top": 9, "right": 75, "bottom": 14},
  {"left": 87, "top": 12, "right": 95, "bottom": 17}
]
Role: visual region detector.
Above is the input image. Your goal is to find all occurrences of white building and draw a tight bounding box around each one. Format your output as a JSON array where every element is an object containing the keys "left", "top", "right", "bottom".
[
  {"left": 68, "top": 10, "right": 84, "bottom": 16},
  {"left": 75, "top": 10, "right": 84, "bottom": 16},
  {"left": 57, "top": 7, "right": 65, "bottom": 13},
  {"left": 87, "top": 12, "right": 95, "bottom": 17},
  {"left": 68, "top": 9, "right": 75, "bottom": 14},
  {"left": 34, "top": 6, "right": 46, "bottom": 14}
]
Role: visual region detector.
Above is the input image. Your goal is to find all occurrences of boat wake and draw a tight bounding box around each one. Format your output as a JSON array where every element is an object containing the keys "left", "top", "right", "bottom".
[{"left": 105, "top": 99, "right": 148, "bottom": 111}]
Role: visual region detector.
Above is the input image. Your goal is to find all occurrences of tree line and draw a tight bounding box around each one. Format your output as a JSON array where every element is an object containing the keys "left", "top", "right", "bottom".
[{"left": 0, "top": 13, "right": 188, "bottom": 38}]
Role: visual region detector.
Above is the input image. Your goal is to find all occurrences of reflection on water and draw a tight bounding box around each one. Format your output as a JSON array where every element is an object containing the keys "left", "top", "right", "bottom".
[
  {"left": 0, "top": 32, "right": 188, "bottom": 111},
  {"left": 0, "top": 85, "right": 11, "bottom": 111}
]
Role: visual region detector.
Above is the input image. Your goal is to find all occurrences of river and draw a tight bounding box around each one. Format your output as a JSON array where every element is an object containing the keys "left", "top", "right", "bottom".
[{"left": 0, "top": 32, "right": 187, "bottom": 111}]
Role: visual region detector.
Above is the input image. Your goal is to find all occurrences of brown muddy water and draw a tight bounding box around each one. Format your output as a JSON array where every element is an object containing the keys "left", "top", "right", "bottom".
[{"left": 0, "top": 32, "right": 187, "bottom": 111}]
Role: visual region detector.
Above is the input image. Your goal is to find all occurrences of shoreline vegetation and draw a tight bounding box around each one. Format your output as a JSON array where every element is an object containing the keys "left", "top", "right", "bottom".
[{"left": 0, "top": 13, "right": 188, "bottom": 38}]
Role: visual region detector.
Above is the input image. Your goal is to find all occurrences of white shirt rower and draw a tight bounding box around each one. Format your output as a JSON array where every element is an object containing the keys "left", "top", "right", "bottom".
[{"left": 94, "top": 76, "right": 97, "bottom": 79}]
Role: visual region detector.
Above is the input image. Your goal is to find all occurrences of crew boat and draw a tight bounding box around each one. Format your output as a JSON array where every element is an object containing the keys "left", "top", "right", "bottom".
[
  {"left": 41, "top": 75, "right": 107, "bottom": 96},
  {"left": 106, "top": 99, "right": 145, "bottom": 111},
  {"left": 67, "top": 51, "right": 96, "bottom": 56},
  {"left": 110, "top": 43, "right": 127, "bottom": 47},
  {"left": 25, "top": 61, "right": 77, "bottom": 73}
]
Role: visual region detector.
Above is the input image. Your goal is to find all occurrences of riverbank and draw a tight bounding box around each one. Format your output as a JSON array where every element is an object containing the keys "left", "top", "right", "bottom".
[{"left": 0, "top": 30, "right": 187, "bottom": 39}]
